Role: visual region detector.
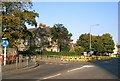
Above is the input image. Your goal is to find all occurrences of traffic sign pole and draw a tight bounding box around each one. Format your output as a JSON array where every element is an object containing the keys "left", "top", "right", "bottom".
[
  {"left": 4, "top": 47, "right": 6, "bottom": 66},
  {"left": 2, "top": 39, "right": 9, "bottom": 66}
]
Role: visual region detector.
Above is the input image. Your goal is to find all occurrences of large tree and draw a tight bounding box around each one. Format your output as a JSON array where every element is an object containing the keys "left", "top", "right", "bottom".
[
  {"left": 2, "top": 2, "right": 39, "bottom": 50},
  {"left": 51, "top": 23, "right": 72, "bottom": 52},
  {"left": 76, "top": 33, "right": 90, "bottom": 52},
  {"left": 101, "top": 33, "right": 115, "bottom": 53},
  {"left": 91, "top": 35, "right": 104, "bottom": 55},
  {"left": 76, "top": 33, "right": 115, "bottom": 55}
]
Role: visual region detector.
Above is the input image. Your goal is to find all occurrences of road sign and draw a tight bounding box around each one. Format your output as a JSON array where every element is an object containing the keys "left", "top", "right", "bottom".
[
  {"left": 2, "top": 40, "right": 9, "bottom": 47},
  {"left": 2, "top": 40, "right": 8, "bottom": 66}
]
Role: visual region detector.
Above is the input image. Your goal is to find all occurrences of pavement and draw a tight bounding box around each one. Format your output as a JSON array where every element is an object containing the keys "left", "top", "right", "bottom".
[{"left": 1, "top": 61, "right": 39, "bottom": 74}]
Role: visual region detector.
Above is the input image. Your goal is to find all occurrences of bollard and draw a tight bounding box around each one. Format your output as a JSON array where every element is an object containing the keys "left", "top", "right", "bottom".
[
  {"left": 16, "top": 57, "right": 18, "bottom": 69},
  {"left": 26, "top": 56, "right": 29, "bottom": 67}
]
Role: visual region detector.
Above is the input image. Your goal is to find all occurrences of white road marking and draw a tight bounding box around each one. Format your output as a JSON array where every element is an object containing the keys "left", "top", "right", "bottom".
[
  {"left": 82, "top": 65, "right": 95, "bottom": 68},
  {"left": 43, "top": 73, "right": 61, "bottom": 79},
  {"left": 67, "top": 65, "right": 95, "bottom": 72},
  {"left": 67, "top": 67, "right": 84, "bottom": 72}
]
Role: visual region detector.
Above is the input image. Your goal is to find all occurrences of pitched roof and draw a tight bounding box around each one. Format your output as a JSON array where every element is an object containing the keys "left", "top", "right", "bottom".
[
  {"left": 28, "top": 28, "right": 38, "bottom": 32},
  {"left": 28, "top": 26, "right": 51, "bottom": 33},
  {"left": 44, "top": 26, "right": 50, "bottom": 33}
]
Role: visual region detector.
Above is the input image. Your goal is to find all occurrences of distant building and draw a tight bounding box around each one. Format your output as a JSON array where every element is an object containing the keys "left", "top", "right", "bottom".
[
  {"left": 17, "top": 23, "right": 59, "bottom": 52},
  {"left": 117, "top": 45, "right": 120, "bottom": 54},
  {"left": 113, "top": 44, "right": 118, "bottom": 54},
  {"left": 69, "top": 41, "right": 76, "bottom": 52}
]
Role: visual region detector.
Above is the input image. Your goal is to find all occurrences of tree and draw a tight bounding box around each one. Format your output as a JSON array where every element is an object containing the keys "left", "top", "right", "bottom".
[
  {"left": 101, "top": 33, "right": 115, "bottom": 53},
  {"left": 51, "top": 23, "right": 72, "bottom": 52},
  {"left": 74, "top": 46, "right": 85, "bottom": 55},
  {"left": 76, "top": 33, "right": 90, "bottom": 52},
  {"left": 2, "top": 2, "right": 39, "bottom": 51},
  {"left": 76, "top": 33, "right": 115, "bottom": 55},
  {"left": 91, "top": 35, "right": 104, "bottom": 55}
]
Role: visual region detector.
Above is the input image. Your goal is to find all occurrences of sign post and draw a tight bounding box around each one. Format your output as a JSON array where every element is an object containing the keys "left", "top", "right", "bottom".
[
  {"left": 4, "top": 47, "right": 6, "bottom": 66},
  {"left": 2, "top": 40, "right": 9, "bottom": 66}
]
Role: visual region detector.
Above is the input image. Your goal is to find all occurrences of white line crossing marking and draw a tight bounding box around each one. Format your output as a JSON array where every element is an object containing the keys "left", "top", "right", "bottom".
[
  {"left": 43, "top": 73, "right": 61, "bottom": 79},
  {"left": 67, "top": 65, "right": 94, "bottom": 72}
]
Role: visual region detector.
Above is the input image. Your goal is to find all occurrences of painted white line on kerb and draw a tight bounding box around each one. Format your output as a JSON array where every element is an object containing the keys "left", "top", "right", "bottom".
[
  {"left": 43, "top": 73, "right": 61, "bottom": 79},
  {"left": 67, "top": 65, "right": 95, "bottom": 72}
]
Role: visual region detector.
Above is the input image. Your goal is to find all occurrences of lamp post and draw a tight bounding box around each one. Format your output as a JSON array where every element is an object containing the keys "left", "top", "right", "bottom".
[{"left": 89, "top": 24, "right": 99, "bottom": 52}]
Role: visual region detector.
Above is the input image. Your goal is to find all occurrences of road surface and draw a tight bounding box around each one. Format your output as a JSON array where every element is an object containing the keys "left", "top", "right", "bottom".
[{"left": 1, "top": 58, "right": 120, "bottom": 81}]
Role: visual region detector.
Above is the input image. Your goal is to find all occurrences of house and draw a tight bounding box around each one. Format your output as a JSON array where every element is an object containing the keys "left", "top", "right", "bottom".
[
  {"left": 16, "top": 23, "right": 48, "bottom": 51},
  {"left": 117, "top": 45, "right": 120, "bottom": 54},
  {"left": 28, "top": 23, "right": 59, "bottom": 52},
  {"left": 69, "top": 42, "right": 76, "bottom": 52},
  {"left": 17, "top": 23, "right": 66, "bottom": 52},
  {"left": 113, "top": 44, "right": 118, "bottom": 54}
]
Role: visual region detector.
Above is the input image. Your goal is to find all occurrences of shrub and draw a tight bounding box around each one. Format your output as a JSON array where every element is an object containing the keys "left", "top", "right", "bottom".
[
  {"left": 97, "top": 56, "right": 111, "bottom": 60},
  {"left": 18, "top": 50, "right": 37, "bottom": 56},
  {"left": 42, "top": 51, "right": 79, "bottom": 56}
]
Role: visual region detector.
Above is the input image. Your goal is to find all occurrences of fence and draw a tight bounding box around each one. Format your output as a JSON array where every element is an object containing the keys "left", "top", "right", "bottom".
[
  {"left": 2, "top": 55, "right": 37, "bottom": 72},
  {"left": 37, "top": 55, "right": 62, "bottom": 63}
]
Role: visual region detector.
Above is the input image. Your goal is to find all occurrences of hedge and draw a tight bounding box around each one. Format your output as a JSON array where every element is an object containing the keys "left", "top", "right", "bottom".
[{"left": 42, "top": 51, "right": 79, "bottom": 56}]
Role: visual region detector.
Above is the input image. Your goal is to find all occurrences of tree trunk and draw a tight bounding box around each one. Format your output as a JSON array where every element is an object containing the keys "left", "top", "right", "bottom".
[{"left": 59, "top": 44, "right": 62, "bottom": 52}]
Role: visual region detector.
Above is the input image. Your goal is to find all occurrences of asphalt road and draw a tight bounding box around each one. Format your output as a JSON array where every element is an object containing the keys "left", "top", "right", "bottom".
[{"left": 1, "top": 58, "right": 120, "bottom": 81}]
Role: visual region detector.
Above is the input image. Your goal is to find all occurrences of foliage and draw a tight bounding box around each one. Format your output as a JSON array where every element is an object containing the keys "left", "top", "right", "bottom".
[
  {"left": 97, "top": 56, "right": 111, "bottom": 60},
  {"left": 2, "top": 2, "right": 39, "bottom": 50},
  {"left": 76, "top": 33, "right": 115, "bottom": 55},
  {"left": 101, "top": 33, "right": 115, "bottom": 53},
  {"left": 74, "top": 46, "right": 85, "bottom": 55},
  {"left": 51, "top": 23, "right": 72, "bottom": 52},
  {"left": 18, "top": 50, "right": 37, "bottom": 56},
  {"left": 76, "top": 33, "right": 90, "bottom": 52},
  {"left": 42, "top": 51, "right": 79, "bottom": 56}
]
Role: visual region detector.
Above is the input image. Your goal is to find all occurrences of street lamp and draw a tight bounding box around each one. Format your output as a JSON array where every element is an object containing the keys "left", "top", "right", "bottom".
[{"left": 89, "top": 24, "right": 99, "bottom": 53}]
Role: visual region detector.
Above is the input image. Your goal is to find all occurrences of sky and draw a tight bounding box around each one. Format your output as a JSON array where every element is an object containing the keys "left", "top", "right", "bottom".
[{"left": 27, "top": 2, "right": 118, "bottom": 44}]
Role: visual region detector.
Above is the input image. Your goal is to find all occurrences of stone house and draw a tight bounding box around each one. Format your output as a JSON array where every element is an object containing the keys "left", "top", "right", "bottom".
[{"left": 18, "top": 23, "right": 59, "bottom": 52}]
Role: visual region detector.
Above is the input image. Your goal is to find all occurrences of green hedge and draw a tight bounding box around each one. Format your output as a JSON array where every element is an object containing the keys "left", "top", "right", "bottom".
[
  {"left": 42, "top": 51, "right": 79, "bottom": 56},
  {"left": 18, "top": 50, "right": 38, "bottom": 56},
  {"left": 97, "top": 56, "right": 111, "bottom": 60}
]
